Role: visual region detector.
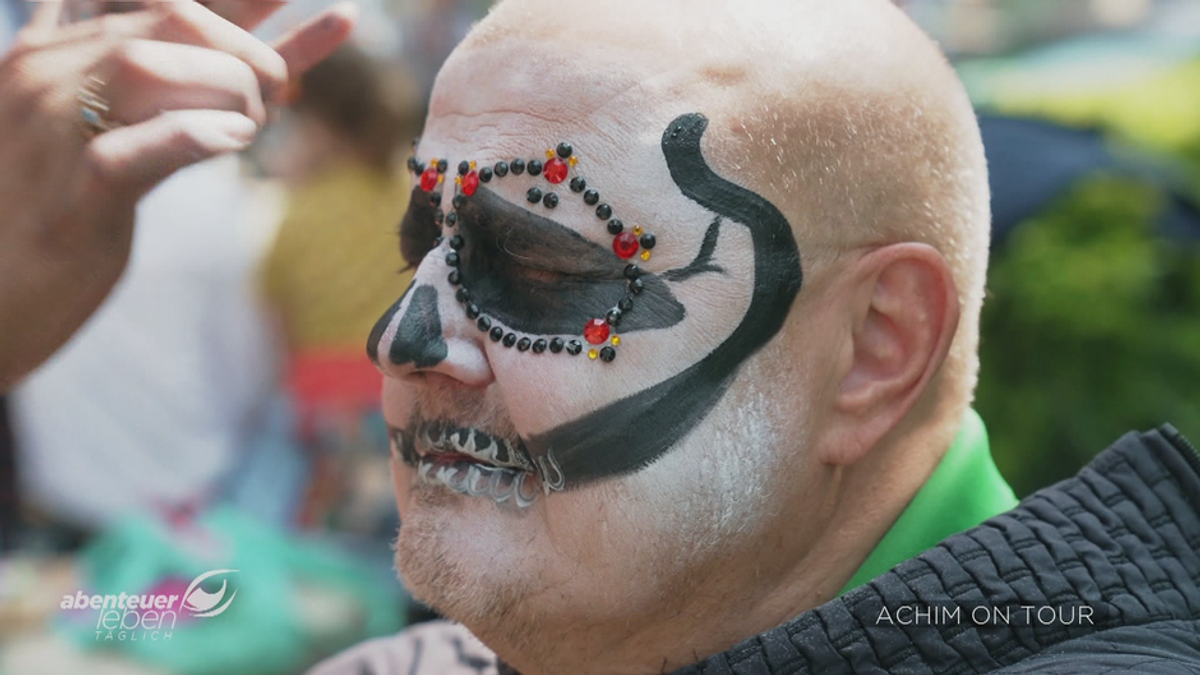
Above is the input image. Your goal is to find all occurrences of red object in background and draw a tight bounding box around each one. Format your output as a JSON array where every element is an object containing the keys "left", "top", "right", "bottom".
[{"left": 288, "top": 351, "right": 383, "bottom": 425}]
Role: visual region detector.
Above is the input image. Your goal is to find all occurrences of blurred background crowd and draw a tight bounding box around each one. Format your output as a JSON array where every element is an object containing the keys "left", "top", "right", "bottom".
[{"left": 0, "top": 0, "right": 1197, "bottom": 673}]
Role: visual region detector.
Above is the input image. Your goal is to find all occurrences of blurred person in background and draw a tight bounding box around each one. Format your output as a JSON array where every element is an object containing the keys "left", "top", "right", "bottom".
[
  {"left": 2, "top": 0, "right": 353, "bottom": 547},
  {"left": 256, "top": 43, "right": 421, "bottom": 537}
]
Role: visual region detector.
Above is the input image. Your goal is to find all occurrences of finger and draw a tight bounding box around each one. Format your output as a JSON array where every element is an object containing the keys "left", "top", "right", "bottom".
[
  {"left": 198, "top": 0, "right": 286, "bottom": 33},
  {"left": 101, "top": 39, "right": 266, "bottom": 125},
  {"left": 141, "top": 2, "right": 288, "bottom": 101},
  {"left": 82, "top": 109, "right": 257, "bottom": 198},
  {"left": 272, "top": 2, "right": 358, "bottom": 78},
  {"left": 27, "top": 1, "right": 66, "bottom": 34}
]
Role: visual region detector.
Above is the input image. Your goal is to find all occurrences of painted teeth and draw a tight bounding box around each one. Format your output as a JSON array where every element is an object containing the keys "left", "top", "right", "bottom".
[
  {"left": 413, "top": 458, "right": 539, "bottom": 508},
  {"left": 417, "top": 422, "right": 534, "bottom": 471}
]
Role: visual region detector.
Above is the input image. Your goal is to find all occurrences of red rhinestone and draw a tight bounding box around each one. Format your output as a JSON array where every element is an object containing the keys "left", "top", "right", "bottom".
[
  {"left": 583, "top": 318, "right": 610, "bottom": 345},
  {"left": 462, "top": 171, "right": 480, "bottom": 196},
  {"left": 543, "top": 158, "right": 569, "bottom": 184},
  {"left": 420, "top": 167, "right": 439, "bottom": 191},
  {"left": 612, "top": 232, "right": 640, "bottom": 259}
]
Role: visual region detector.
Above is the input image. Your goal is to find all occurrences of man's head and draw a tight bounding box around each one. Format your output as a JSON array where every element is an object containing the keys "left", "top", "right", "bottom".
[{"left": 370, "top": 0, "right": 988, "bottom": 671}]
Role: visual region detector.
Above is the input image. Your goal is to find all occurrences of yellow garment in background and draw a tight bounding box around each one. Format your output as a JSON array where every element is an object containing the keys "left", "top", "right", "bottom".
[{"left": 263, "top": 163, "right": 415, "bottom": 352}]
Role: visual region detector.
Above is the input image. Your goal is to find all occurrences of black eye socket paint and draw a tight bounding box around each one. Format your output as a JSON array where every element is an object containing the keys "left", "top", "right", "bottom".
[
  {"left": 526, "top": 112, "right": 804, "bottom": 487},
  {"left": 398, "top": 189, "right": 442, "bottom": 269},
  {"left": 455, "top": 188, "right": 685, "bottom": 336}
]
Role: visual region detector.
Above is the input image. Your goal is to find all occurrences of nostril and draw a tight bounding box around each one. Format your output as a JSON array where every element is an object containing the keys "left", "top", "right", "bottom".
[{"left": 387, "top": 285, "right": 448, "bottom": 369}]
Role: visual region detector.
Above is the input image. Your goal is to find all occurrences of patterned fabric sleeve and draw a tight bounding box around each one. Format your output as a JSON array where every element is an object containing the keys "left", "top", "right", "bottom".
[{"left": 307, "top": 621, "right": 500, "bottom": 675}]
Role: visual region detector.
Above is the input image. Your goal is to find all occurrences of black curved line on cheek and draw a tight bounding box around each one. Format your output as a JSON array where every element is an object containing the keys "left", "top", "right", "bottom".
[
  {"left": 456, "top": 188, "right": 685, "bottom": 335},
  {"left": 388, "top": 285, "right": 448, "bottom": 368},
  {"left": 367, "top": 282, "right": 412, "bottom": 365},
  {"left": 527, "top": 112, "right": 804, "bottom": 486}
]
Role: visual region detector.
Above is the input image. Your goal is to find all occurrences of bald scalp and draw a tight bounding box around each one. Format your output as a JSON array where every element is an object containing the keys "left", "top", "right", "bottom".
[{"left": 439, "top": 0, "right": 989, "bottom": 409}]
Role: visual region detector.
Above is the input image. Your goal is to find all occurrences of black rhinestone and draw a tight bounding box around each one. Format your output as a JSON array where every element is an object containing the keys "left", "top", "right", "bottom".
[
  {"left": 494, "top": 161, "right": 509, "bottom": 177},
  {"left": 490, "top": 326, "right": 504, "bottom": 342},
  {"left": 446, "top": 252, "right": 460, "bottom": 266},
  {"left": 466, "top": 303, "right": 481, "bottom": 319},
  {"left": 434, "top": 235, "right": 444, "bottom": 247},
  {"left": 595, "top": 204, "right": 612, "bottom": 220},
  {"left": 457, "top": 161, "right": 469, "bottom": 176},
  {"left": 532, "top": 339, "right": 548, "bottom": 354},
  {"left": 569, "top": 176, "right": 587, "bottom": 193},
  {"left": 415, "top": 162, "right": 426, "bottom": 174},
  {"left": 436, "top": 159, "right": 448, "bottom": 173},
  {"left": 629, "top": 277, "right": 644, "bottom": 295},
  {"left": 583, "top": 189, "right": 599, "bottom": 206},
  {"left": 566, "top": 340, "right": 583, "bottom": 355},
  {"left": 511, "top": 159, "right": 526, "bottom": 175},
  {"left": 556, "top": 142, "right": 573, "bottom": 159},
  {"left": 456, "top": 287, "right": 470, "bottom": 303},
  {"left": 407, "top": 157, "right": 418, "bottom": 172},
  {"left": 452, "top": 194, "right": 465, "bottom": 210},
  {"left": 543, "top": 193, "right": 559, "bottom": 208},
  {"left": 618, "top": 296, "right": 634, "bottom": 312},
  {"left": 549, "top": 337, "right": 565, "bottom": 353},
  {"left": 446, "top": 212, "right": 458, "bottom": 227},
  {"left": 477, "top": 316, "right": 492, "bottom": 332},
  {"left": 599, "top": 346, "right": 616, "bottom": 363},
  {"left": 449, "top": 235, "right": 464, "bottom": 250},
  {"left": 526, "top": 187, "right": 542, "bottom": 204},
  {"left": 608, "top": 219, "right": 624, "bottom": 235},
  {"left": 430, "top": 191, "right": 442, "bottom": 206},
  {"left": 517, "top": 337, "right": 531, "bottom": 352},
  {"left": 434, "top": 210, "right": 444, "bottom": 225},
  {"left": 623, "top": 264, "right": 641, "bottom": 280},
  {"left": 640, "top": 233, "right": 657, "bottom": 249},
  {"left": 479, "top": 167, "right": 493, "bottom": 183},
  {"left": 605, "top": 308, "right": 622, "bottom": 326},
  {"left": 502, "top": 333, "right": 518, "bottom": 348},
  {"left": 448, "top": 270, "right": 462, "bottom": 285},
  {"left": 527, "top": 159, "right": 543, "bottom": 176}
]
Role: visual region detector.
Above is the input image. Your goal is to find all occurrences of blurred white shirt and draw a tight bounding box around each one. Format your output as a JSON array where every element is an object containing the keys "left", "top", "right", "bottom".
[{"left": 12, "top": 156, "right": 284, "bottom": 528}]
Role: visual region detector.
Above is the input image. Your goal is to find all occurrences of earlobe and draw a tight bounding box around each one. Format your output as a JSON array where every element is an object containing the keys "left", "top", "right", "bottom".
[{"left": 828, "top": 244, "right": 959, "bottom": 465}]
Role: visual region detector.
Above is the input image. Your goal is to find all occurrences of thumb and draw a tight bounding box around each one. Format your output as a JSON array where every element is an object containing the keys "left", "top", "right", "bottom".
[{"left": 83, "top": 110, "right": 258, "bottom": 199}]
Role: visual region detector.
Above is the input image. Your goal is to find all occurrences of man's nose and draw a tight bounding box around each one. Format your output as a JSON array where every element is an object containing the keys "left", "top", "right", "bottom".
[{"left": 368, "top": 271, "right": 494, "bottom": 388}]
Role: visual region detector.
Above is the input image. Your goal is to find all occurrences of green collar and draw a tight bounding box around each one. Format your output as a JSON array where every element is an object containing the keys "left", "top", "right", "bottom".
[{"left": 839, "top": 408, "right": 1017, "bottom": 594}]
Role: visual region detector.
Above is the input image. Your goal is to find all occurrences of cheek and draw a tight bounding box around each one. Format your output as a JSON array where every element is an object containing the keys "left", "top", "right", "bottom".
[{"left": 390, "top": 456, "right": 416, "bottom": 517}]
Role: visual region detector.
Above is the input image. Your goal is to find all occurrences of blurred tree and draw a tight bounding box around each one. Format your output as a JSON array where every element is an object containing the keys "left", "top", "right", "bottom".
[{"left": 977, "top": 174, "right": 1200, "bottom": 496}]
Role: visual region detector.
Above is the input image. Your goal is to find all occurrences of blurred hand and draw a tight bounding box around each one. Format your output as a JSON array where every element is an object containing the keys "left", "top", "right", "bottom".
[{"left": 0, "top": 1, "right": 357, "bottom": 391}]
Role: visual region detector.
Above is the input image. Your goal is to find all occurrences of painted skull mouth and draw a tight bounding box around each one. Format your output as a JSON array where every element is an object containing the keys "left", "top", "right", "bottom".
[{"left": 392, "top": 422, "right": 542, "bottom": 507}]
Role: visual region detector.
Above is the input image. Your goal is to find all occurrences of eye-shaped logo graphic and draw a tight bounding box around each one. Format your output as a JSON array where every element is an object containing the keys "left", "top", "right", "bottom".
[{"left": 182, "top": 569, "right": 238, "bottom": 618}]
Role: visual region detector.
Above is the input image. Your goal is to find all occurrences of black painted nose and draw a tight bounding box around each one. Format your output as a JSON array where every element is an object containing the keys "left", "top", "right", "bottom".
[{"left": 368, "top": 284, "right": 448, "bottom": 369}]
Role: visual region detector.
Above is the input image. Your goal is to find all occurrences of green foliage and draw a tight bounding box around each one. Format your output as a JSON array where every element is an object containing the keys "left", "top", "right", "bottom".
[{"left": 976, "top": 175, "right": 1200, "bottom": 497}]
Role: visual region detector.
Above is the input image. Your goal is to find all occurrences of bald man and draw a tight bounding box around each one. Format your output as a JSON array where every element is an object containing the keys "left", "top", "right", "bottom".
[{"left": 312, "top": 0, "right": 1200, "bottom": 673}]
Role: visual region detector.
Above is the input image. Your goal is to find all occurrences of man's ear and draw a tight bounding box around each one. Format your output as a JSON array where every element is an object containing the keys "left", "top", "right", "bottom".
[{"left": 824, "top": 243, "right": 959, "bottom": 465}]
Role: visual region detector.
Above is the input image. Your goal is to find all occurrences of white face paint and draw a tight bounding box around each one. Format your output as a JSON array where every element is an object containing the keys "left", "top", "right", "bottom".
[{"left": 369, "top": 13, "right": 824, "bottom": 666}]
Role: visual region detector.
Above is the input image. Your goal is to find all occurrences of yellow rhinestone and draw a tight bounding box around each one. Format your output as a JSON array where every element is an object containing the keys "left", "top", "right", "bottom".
[
  {"left": 430, "top": 157, "right": 438, "bottom": 165},
  {"left": 455, "top": 175, "right": 462, "bottom": 185},
  {"left": 568, "top": 156, "right": 579, "bottom": 167},
  {"left": 437, "top": 175, "right": 444, "bottom": 184},
  {"left": 545, "top": 149, "right": 556, "bottom": 159},
  {"left": 633, "top": 225, "right": 644, "bottom": 236},
  {"left": 469, "top": 160, "right": 477, "bottom": 170},
  {"left": 611, "top": 336, "right": 621, "bottom": 346},
  {"left": 588, "top": 349, "right": 599, "bottom": 360},
  {"left": 641, "top": 250, "right": 651, "bottom": 261}
]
